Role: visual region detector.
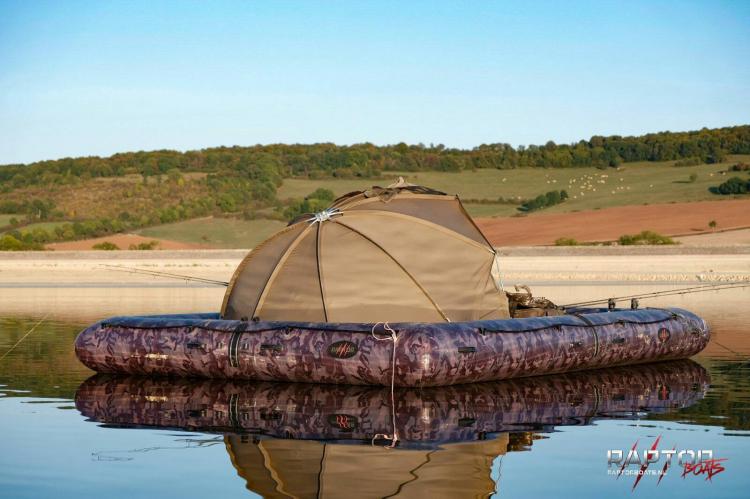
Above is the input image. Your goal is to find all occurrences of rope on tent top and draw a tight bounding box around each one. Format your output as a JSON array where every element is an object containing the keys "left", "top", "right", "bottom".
[{"left": 307, "top": 207, "right": 343, "bottom": 224}]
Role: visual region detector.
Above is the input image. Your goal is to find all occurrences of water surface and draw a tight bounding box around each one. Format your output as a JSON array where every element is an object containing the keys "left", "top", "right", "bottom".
[{"left": 1, "top": 284, "right": 749, "bottom": 498}]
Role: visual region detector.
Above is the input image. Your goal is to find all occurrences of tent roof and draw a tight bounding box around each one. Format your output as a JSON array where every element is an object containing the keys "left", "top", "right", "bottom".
[{"left": 222, "top": 180, "right": 508, "bottom": 323}]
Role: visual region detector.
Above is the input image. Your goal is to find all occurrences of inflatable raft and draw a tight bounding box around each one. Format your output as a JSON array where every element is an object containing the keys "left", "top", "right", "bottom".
[{"left": 74, "top": 307, "right": 710, "bottom": 387}]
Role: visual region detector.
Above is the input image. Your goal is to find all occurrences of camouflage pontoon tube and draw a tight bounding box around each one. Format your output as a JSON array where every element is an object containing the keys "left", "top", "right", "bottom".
[{"left": 75, "top": 307, "right": 709, "bottom": 387}]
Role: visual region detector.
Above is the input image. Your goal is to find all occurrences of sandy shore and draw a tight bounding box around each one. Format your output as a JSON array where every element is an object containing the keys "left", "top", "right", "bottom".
[
  {"left": 1, "top": 247, "right": 748, "bottom": 286},
  {"left": 1, "top": 248, "right": 748, "bottom": 325}
]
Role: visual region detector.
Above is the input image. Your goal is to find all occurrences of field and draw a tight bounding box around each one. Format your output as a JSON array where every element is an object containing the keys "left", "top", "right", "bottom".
[
  {"left": 1, "top": 175, "right": 212, "bottom": 221},
  {"left": 476, "top": 198, "right": 750, "bottom": 246},
  {"left": 278, "top": 155, "right": 750, "bottom": 218},
  {"left": 136, "top": 217, "right": 287, "bottom": 248},
  {"left": 5, "top": 221, "right": 68, "bottom": 233},
  {"left": 0, "top": 214, "right": 16, "bottom": 228},
  {"left": 46, "top": 233, "right": 207, "bottom": 250}
]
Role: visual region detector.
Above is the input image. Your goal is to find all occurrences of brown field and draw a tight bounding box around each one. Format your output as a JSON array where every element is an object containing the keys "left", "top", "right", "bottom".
[
  {"left": 46, "top": 233, "right": 208, "bottom": 251},
  {"left": 476, "top": 199, "right": 750, "bottom": 246}
]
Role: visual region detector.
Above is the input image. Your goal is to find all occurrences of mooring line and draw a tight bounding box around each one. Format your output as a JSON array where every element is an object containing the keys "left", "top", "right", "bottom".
[{"left": 0, "top": 312, "right": 51, "bottom": 362}]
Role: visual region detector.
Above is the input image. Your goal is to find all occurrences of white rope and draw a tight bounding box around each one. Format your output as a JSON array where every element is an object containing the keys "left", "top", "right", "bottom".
[
  {"left": 371, "top": 321, "right": 399, "bottom": 448},
  {"left": 0, "top": 313, "right": 50, "bottom": 362}
]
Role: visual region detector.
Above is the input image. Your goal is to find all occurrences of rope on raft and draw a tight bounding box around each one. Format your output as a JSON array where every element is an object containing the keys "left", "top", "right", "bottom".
[{"left": 371, "top": 322, "right": 399, "bottom": 448}]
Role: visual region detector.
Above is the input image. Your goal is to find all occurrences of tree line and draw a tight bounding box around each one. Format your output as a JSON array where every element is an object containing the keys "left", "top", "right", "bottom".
[{"left": 2, "top": 125, "right": 749, "bottom": 192}]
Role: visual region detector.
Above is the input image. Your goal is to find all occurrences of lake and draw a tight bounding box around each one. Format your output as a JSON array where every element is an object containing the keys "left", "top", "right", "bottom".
[{"left": 1, "top": 284, "right": 748, "bottom": 498}]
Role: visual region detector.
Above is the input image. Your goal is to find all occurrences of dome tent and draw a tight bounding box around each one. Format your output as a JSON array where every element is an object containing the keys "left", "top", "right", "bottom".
[{"left": 221, "top": 179, "right": 509, "bottom": 323}]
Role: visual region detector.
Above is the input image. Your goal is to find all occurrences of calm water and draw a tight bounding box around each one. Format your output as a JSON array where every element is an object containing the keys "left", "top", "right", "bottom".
[{"left": 1, "top": 284, "right": 749, "bottom": 498}]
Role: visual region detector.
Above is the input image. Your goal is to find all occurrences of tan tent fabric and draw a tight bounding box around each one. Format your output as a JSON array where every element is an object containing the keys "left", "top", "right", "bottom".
[
  {"left": 222, "top": 180, "right": 509, "bottom": 322},
  {"left": 225, "top": 434, "right": 509, "bottom": 498}
]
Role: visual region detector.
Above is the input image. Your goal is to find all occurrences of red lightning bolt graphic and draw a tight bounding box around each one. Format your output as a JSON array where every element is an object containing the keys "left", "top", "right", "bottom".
[{"left": 632, "top": 435, "right": 661, "bottom": 491}]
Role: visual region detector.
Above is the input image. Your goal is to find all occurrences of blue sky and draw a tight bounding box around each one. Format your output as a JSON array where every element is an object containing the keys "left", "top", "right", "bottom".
[{"left": 0, "top": 0, "right": 748, "bottom": 164}]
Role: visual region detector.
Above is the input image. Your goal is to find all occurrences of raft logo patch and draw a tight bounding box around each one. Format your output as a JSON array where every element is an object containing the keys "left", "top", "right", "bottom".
[
  {"left": 657, "top": 328, "right": 671, "bottom": 343},
  {"left": 327, "top": 340, "right": 358, "bottom": 359},
  {"left": 328, "top": 414, "right": 358, "bottom": 430}
]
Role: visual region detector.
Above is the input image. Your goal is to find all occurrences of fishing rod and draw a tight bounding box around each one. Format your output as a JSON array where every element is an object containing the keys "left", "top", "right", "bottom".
[
  {"left": 101, "top": 264, "right": 229, "bottom": 287},
  {"left": 562, "top": 280, "right": 750, "bottom": 309},
  {"left": 562, "top": 281, "right": 747, "bottom": 308}
]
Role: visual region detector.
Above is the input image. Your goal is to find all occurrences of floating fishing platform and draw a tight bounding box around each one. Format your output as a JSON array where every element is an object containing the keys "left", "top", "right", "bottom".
[{"left": 75, "top": 181, "right": 714, "bottom": 386}]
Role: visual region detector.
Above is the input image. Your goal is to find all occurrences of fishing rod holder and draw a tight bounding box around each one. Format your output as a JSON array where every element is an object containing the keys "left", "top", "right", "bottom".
[
  {"left": 607, "top": 298, "right": 616, "bottom": 311},
  {"left": 631, "top": 298, "right": 639, "bottom": 310}
]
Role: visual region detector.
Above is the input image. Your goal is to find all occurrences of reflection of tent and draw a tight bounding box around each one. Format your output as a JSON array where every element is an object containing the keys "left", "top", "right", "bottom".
[
  {"left": 225, "top": 435, "right": 509, "bottom": 499},
  {"left": 222, "top": 180, "right": 509, "bottom": 322}
]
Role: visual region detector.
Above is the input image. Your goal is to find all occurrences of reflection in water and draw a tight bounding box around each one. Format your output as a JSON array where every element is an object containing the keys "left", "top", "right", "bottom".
[
  {"left": 75, "top": 361, "right": 708, "bottom": 497},
  {"left": 2, "top": 286, "right": 750, "bottom": 498}
]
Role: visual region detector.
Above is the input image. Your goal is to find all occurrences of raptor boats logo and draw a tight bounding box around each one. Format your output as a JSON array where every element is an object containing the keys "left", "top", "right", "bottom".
[
  {"left": 607, "top": 436, "right": 727, "bottom": 490},
  {"left": 327, "top": 340, "right": 358, "bottom": 359}
]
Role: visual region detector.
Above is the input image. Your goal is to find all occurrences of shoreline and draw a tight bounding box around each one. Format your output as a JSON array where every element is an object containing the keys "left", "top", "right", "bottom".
[
  {"left": 1, "top": 244, "right": 750, "bottom": 260},
  {"left": 1, "top": 247, "right": 748, "bottom": 286},
  {"left": 1, "top": 248, "right": 747, "bottom": 323}
]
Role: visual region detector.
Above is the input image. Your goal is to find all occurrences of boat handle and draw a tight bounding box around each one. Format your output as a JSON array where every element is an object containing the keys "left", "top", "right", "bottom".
[
  {"left": 458, "top": 417, "right": 476, "bottom": 427},
  {"left": 611, "top": 337, "right": 626, "bottom": 344},
  {"left": 186, "top": 341, "right": 204, "bottom": 350},
  {"left": 570, "top": 341, "right": 583, "bottom": 348},
  {"left": 260, "top": 409, "right": 282, "bottom": 420},
  {"left": 260, "top": 343, "right": 283, "bottom": 353},
  {"left": 458, "top": 346, "right": 476, "bottom": 354}
]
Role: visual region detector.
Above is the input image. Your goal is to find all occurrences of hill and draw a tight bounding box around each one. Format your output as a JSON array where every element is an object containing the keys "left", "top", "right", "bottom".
[{"left": 1, "top": 126, "right": 749, "bottom": 249}]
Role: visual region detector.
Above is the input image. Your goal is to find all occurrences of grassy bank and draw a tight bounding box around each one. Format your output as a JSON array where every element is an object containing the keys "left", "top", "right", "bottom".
[{"left": 137, "top": 217, "right": 286, "bottom": 248}]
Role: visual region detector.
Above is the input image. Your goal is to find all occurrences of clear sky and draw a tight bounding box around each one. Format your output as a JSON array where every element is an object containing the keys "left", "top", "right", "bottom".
[{"left": 0, "top": 0, "right": 748, "bottom": 164}]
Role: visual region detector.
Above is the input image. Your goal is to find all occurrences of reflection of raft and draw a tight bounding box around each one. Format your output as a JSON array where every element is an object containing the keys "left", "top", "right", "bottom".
[
  {"left": 75, "top": 360, "right": 708, "bottom": 444},
  {"left": 75, "top": 362, "right": 708, "bottom": 499},
  {"left": 75, "top": 308, "right": 710, "bottom": 386}
]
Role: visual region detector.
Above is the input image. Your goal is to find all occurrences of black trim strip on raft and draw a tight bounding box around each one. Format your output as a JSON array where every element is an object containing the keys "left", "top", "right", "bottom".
[
  {"left": 228, "top": 393, "right": 240, "bottom": 428},
  {"left": 100, "top": 311, "right": 685, "bottom": 337},
  {"left": 477, "top": 314, "right": 681, "bottom": 335},
  {"left": 572, "top": 313, "right": 600, "bottom": 357},
  {"left": 228, "top": 330, "right": 242, "bottom": 368},
  {"left": 100, "top": 308, "right": 689, "bottom": 335}
]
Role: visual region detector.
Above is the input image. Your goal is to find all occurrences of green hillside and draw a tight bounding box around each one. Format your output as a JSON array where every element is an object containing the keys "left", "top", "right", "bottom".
[
  {"left": 137, "top": 217, "right": 286, "bottom": 248},
  {"left": 1, "top": 125, "right": 749, "bottom": 249},
  {"left": 280, "top": 156, "right": 750, "bottom": 217}
]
